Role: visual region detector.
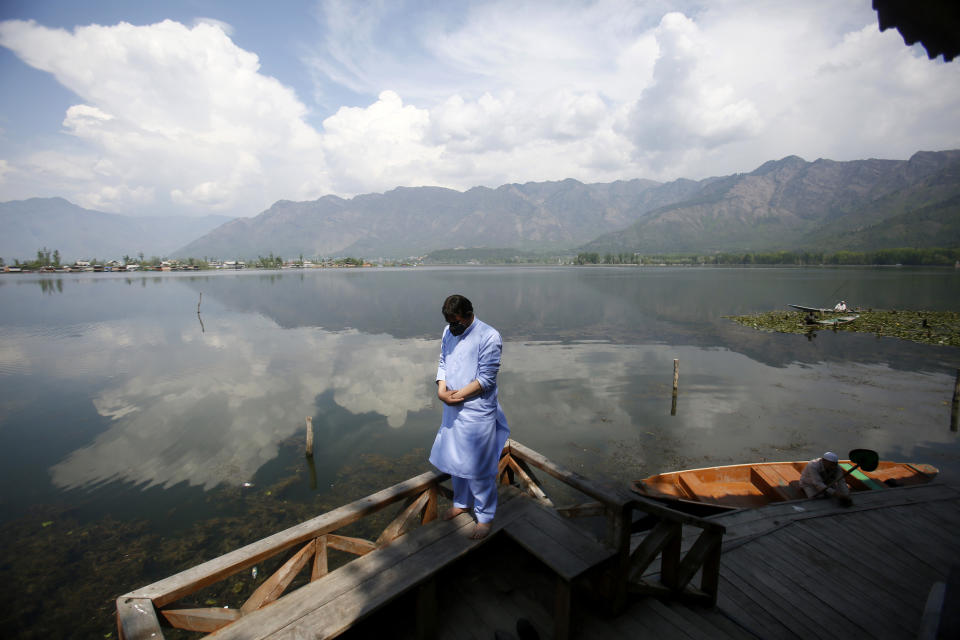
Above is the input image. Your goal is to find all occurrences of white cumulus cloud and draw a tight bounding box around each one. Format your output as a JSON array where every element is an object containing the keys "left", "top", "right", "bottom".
[
  {"left": 0, "top": 1, "right": 958, "bottom": 217},
  {"left": 0, "top": 18, "right": 327, "bottom": 214},
  {"left": 625, "top": 12, "right": 761, "bottom": 161}
]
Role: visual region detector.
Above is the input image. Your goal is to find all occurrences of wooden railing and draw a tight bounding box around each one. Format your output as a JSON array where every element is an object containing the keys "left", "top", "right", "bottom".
[
  {"left": 117, "top": 439, "right": 725, "bottom": 638},
  {"left": 117, "top": 470, "right": 448, "bottom": 638},
  {"left": 501, "top": 439, "right": 726, "bottom": 608}
]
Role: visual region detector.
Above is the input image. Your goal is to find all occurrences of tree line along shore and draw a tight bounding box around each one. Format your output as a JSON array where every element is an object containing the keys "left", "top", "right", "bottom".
[
  {"left": 573, "top": 247, "right": 960, "bottom": 266},
  {"left": 3, "top": 246, "right": 960, "bottom": 271}
]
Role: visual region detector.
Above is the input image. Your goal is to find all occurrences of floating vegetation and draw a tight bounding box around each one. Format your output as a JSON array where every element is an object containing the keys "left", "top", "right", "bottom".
[{"left": 726, "top": 309, "right": 960, "bottom": 347}]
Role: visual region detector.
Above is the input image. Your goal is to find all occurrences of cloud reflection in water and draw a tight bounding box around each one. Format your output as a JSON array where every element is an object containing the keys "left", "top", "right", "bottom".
[
  {"left": 50, "top": 315, "right": 438, "bottom": 490},
  {"left": 45, "top": 316, "right": 957, "bottom": 492}
]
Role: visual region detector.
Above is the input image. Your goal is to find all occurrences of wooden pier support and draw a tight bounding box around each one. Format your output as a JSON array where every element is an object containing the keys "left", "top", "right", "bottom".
[
  {"left": 305, "top": 416, "right": 314, "bottom": 456},
  {"left": 951, "top": 369, "right": 959, "bottom": 432},
  {"left": 416, "top": 578, "right": 438, "bottom": 640},
  {"left": 671, "top": 359, "right": 679, "bottom": 416}
]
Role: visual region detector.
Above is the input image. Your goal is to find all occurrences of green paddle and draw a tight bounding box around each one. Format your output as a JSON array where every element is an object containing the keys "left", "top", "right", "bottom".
[{"left": 813, "top": 448, "right": 879, "bottom": 498}]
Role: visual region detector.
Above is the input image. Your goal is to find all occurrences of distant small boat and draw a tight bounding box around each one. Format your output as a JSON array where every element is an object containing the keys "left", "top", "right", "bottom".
[
  {"left": 631, "top": 459, "right": 938, "bottom": 510},
  {"left": 789, "top": 304, "right": 858, "bottom": 325},
  {"left": 789, "top": 304, "right": 833, "bottom": 313},
  {"left": 789, "top": 304, "right": 853, "bottom": 314}
]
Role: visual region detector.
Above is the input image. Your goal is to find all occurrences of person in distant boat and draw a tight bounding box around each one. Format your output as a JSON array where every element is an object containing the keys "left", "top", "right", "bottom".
[
  {"left": 833, "top": 300, "right": 847, "bottom": 311},
  {"left": 800, "top": 451, "right": 852, "bottom": 506},
  {"left": 804, "top": 311, "right": 818, "bottom": 325},
  {"left": 429, "top": 294, "right": 510, "bottom": 539}
]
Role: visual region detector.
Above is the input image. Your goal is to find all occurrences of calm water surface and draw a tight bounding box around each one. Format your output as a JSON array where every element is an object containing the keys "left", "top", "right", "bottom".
[{"left": 1, "top": 266, "right": 959, "bottom": 636}]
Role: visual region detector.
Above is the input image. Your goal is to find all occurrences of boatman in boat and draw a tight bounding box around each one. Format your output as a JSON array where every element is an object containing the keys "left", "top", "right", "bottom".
[
  {"left": 799, "top": 451, "right": 852, "bottom": 506},
  {"left": 430, "top": 294, "right": 510, "bottom": 539}
]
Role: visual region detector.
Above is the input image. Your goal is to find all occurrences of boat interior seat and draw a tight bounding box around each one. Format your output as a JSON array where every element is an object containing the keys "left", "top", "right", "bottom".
[
  {"left": 677, "top": 473, "right": 718, "bottom": 499},
  {"left": 750, "top": 467, "right": 799, "bottom": 502},
  {"left": 678, "top": 473, "right": 762, "bottom": 504}
]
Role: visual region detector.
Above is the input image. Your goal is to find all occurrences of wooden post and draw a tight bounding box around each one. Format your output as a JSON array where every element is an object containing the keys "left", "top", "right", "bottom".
[
  {"left": 554, "top": 580, "right": 572, "bottom": 640},
  {"left": 660, "top": 525, "right": 682, "bottom": 590},
  {"left": 951, "top": 369, "right": 959, "bottom": 432},
  {"left": 423, "top": 483, "right": 438, "bottom": 524},
  {"left": 671, "top": 359, "right": 679, "bottom": 416},
  {"left": 311, "top": 535, "right": 328, "bottom": 581},
  {"left": 606, "top": 502, "right": 633, "bottom": 615},
  {"left": 305, "top": 416, "right": 314, "bottom": 456},
  {"left": 699, "top": 531, "right": 723, "bottom": 606},
  {"left": 117, "top": 597, "right": 163, "bottom": 640},
  {"left": 497, "top": 454, "right": 514, "bottom": 485},
  {"left": 196, "top": 292, "right": 205, "bottom": 333},
  {"left": 416, "top": 578, "right": 437, "bottom": 640}
]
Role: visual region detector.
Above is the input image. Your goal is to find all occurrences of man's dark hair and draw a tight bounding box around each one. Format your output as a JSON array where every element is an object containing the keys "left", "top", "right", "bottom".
[{"left": 442, "top": 294, "right": 473, "bottom": 318}]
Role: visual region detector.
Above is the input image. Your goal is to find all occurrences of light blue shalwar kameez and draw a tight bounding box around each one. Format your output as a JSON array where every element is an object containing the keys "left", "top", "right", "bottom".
[{"left": 429, "top": 318, "right": 510, "bottom": 524}]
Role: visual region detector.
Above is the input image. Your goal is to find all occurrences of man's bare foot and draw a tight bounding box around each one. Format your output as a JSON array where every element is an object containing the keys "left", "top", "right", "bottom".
[
  {"left": 470, "top": 522, "right": 492, "bottom": 539},
  {"left": 442, "top": 506, "right": 468, "bottom": 521}
]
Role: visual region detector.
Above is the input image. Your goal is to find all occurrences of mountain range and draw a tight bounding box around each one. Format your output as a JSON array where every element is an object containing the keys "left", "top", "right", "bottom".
[
  {"left": 582, "top": 150, "right": 960, "bottom": 254},
  {"left": 0, "top": 198, "right": 232, "bottom": 262},
  {"left": 3, "top": 150, "right": 959, "bottom": 262},
  {"left": 178, "top": 149, "right": 960, "bottom": 259}
]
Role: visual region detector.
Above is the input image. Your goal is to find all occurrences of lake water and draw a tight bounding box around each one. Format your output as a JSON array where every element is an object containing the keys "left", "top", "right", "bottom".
[{"left": 1, "top": 266, "right": 959, "bottom": 637}]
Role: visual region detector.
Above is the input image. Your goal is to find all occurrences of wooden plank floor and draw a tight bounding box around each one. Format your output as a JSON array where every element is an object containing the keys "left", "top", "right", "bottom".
[
  {"left": 348, "top": 482, "right": 959, "bottom": 639},
  {"left": 606, "top": 482, "right": 957, "bottom": 639},
  {"left": 644, "top": 482, "right": 960, "bottom": 640}
]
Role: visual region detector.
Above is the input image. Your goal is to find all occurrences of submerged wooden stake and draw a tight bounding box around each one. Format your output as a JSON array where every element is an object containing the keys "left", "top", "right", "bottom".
[
  {"left": 951, "top": 369, "right": 959, "bottom": 433},
  {"left": 305, "top": 416, "right": 314, "bottom": 456},
  {"left": 671, "top": 359, "right": 679, "bottom": 416},
  {"left": 196, "top": 292, "right": 205, "bottom": 333}
]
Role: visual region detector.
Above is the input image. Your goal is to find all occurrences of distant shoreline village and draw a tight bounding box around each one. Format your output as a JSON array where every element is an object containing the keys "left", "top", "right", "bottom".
[{"left": 1, "top": 256, "right": 384, "bottom": 273}]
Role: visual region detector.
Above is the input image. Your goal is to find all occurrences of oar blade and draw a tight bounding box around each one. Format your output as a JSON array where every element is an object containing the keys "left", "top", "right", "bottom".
[{"left": 849, "top": 448, "right": 879, "bottom": 472}]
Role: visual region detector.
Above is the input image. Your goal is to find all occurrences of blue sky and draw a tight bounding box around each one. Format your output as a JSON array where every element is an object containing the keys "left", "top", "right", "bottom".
[{"left": 1, "top": 0, "right": 958, "bottom": 218}]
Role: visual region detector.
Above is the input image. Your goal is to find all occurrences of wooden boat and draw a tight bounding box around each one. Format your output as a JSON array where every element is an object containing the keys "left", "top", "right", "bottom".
[
  {"left": 789, "top": 303, "right": 855, "bottom": 314},
  {"left": 631, "top": 459, "right": 938, "bottom": 510},
  {"left": 814, "top": 313, "right": 859, "bottom": 326},
  {"left": 789, "top": 304, "right": 833, "bottom": 313}
]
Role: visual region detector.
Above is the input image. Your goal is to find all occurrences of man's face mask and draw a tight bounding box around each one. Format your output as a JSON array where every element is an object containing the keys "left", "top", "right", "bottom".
[{"left": 449, "top": 321, "right": 467, "bottom": 336}]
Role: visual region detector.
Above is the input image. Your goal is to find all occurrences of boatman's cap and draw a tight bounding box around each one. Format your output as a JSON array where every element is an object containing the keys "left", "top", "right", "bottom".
[{"left": 823, "top": 452, "right": 839, "bottom": 463}]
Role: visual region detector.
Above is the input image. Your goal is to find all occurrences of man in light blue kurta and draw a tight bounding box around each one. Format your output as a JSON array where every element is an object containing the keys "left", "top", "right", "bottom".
[{"left": 429, "top": 294, "right": 510, "bottom": 539}]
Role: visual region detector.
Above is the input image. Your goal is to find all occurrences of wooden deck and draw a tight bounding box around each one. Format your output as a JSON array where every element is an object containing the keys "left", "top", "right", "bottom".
[
  {"left": 349, "top": 482, "right": 960, "bottom": 639},
  {"left": 204, "top": 487, "right": 615, "bottom": 640},
  {"left": 705, "top": 481, "right": 960, "bottom": 640},
  {"left": 118, "top": 445, "right": 960, "bottom": 640}
]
